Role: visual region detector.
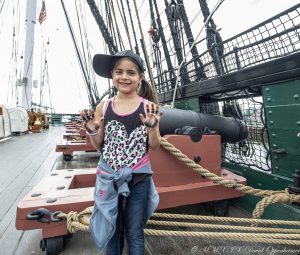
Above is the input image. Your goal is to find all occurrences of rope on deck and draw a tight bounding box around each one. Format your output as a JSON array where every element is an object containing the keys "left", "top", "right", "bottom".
[
  {"left": 55, "top": 137, "right": 300, "bottom": 244},
  {"left": 57, "top": 207, "right": 300, "bottom": 246},
  {"left": 143, "top": 230, "right": 300, "bottom": 246}
]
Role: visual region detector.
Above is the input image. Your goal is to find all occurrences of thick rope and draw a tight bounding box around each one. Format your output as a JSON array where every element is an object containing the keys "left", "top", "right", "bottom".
[
  {"left": 147, "top": 220, "right": 300, "bottom": 233},
  {"left": 54, "top": 138, "right": 300, "bottom": 244},
  {"left": 159, "top": 137, "right": 300, "bottom": 219},
  {"left": 57, "top": 209, "right": 300, "bottom": 245},
  {"left": 251, "top": 189, "right": 299, "bottom": 226},
  {"left": 152, "top": 212, "right": 300, "bottom": 226},
  {"left": 58, "top": 206, "right": 93, "bottom": 233},
  {"left": 144, "top": 229, "right": 300, "bottom": 246}
]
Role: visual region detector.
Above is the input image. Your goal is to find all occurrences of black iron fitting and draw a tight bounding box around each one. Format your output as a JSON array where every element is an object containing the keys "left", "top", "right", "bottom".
[
  {"left": 174, "top": 126, "right": 203, "bottom": 143},
  {"left": 26, "top": 208, "right": 64, "bottom": 223}
]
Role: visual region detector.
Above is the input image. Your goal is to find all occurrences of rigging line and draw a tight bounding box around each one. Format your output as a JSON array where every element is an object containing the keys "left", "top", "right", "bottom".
[
  {"left": 80, "top": 2, "right": 99, "bottom": 97},
  {"left": 138, "top": 0, "right": 146, "bottom": 12},
  {"left": 171, "top": 0, "right": 225, "bottom": 108},
  {"left": 108, "top": 0, "right": 124, "bottom": 51},
  {"left": 179, "top": 20, "right": 186, "bottom": 60},
  {"left": 0, "top": 0, "right": 6, "bottom": 17},
  {"left": 42, "top": 45, "right": 49, "bottom": 107},
  {"left": 43, "top": 50, "right": 49, "bottom": 107},
  {"left": 116, "top": 0, "right": 133, "bottom": 51},
  {"left": 148, "top": 0, "right": 156, "bottom": 70},
  {"left": 0, "top": 0, "right": 10, "bottom": 37},
  {"left": 80, "top": 4, "right": 99, "bottom": 104},
  {"left": 0, "top": 0, "right": 5, "bottom": 15},
  {"left": 21, "top": 0, "right": 34, "bottom": 79},
  {"left": 16, "top": 0, "right": 24, "bottom": 77},
  {"left": 132, "top": 0, "right": 156, "bottom": 93},
  {"left": 46, "top": 64, "right": 53, "bottom": 112},
  {"left": 153, "top": 6, "right": 201, "bottom": 48},
  {"left": 126, "top": 0, "right": 140, "bottom": 54},
  {"left": 39, "top": 37, "right": 44, "bottom": 106},
  {"left": 105, "top": 0, "right": 119, "bottom": 52},
  {"left": 151, "top": 0, "right": 174, "bottom": 78},
  {"left": 155, "top": 10, "right": 203, "bottom": 57},
  {"left": 148, "top": 0, "right": 155, "bottom": 25},
  {"left": 96, "top": 8, "right": 113, "bottom": 99},
  {"left": 80, "top": 4, "right": 100, "bottom": 103},
  {"left": 164, "top": 0, "right": 189, "bottom": 88},
  {"left": 104, "top": 1, "right": 111, "bottom": 39},
  {"left": 95, "top": 0, "right": 106, "bottom": 52},
  {"left": 75, "top": 0, "right": 90, "bottom": 79},
  {"left": 12, "top": 0, "right": 23, "bottom": 106},
  {"left": 177, "top": 0, "right": 206, "bottom": 81},
  {"left": 61, "top": 0, "right": 95, "bottom": 107},
  {"left": 40, "top": 27, "right": 49, "bottom": 107},
  {"left": 9, "top": 0, "right": 17, "bottom": 104},
  {"left": 81, "top": 2, "right": 96, "bottom": 87},
  {"left": 97, "top": 0, "right": 102, "bottom": 13}
]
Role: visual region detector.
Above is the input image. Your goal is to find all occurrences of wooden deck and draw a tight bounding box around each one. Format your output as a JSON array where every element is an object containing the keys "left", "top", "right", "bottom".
[{"left": 0, "top": 126, "right": 296, "bottom": 255}]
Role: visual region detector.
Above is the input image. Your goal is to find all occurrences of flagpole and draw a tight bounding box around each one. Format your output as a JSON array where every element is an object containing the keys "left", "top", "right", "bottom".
[{"left": 21, "top": 0, "right": 37, "bottom": 109}]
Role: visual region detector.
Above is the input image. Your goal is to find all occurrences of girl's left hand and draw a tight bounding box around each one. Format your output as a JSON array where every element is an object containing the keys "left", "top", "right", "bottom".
[{"left": 139, "top": 103, "right": 162, "bottom": 129}]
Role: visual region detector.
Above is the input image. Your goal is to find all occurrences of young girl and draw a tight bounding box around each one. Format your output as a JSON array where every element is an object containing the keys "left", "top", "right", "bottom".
[{"left": 81, "top": 50, "right": 161, "bottom": 255}]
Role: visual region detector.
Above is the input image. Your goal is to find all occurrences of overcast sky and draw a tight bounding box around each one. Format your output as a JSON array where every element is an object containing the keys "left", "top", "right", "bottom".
[{"left": 0, "top": 0, "right": 299, "bottom": 113}]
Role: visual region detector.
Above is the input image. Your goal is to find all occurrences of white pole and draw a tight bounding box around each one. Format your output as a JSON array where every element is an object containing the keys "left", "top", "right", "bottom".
[{"left": 21, "top": 0, "right": 36, "bottom": 109}]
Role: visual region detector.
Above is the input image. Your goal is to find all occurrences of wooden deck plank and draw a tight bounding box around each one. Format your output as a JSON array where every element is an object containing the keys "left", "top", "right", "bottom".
[
  {"left": 0, "top": 128, "right": 63, "bottom": 220},
  {"left": 14, "top": 229, "right": 43, "bottom": 255},
  {"left": 0, "top": 128, "right": 63, "bottom": 193},
  {"left": 60, "top": 232, "right": 101, "bottom": 255},
  {"left": 0, "top": 150, "right": 55, "bottom": 220},
  {"left": 0, "top": 186, "right": 33, "bottom": 254},
  {"left": 0, "top": 127, "right": 64, "bottom": 255},
  {"left": 53, "top": 151, "right": 100, "bottom": 170}
]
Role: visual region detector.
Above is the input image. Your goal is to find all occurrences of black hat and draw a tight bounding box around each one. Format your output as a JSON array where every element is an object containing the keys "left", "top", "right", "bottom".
[{"left": 93, "top": 50, "right": 146, "bottom": 78}]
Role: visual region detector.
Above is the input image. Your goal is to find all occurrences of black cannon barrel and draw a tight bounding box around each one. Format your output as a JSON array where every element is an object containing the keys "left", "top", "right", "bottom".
[{"left": 159, "top": 107, "right": 248, "bottom": 143}]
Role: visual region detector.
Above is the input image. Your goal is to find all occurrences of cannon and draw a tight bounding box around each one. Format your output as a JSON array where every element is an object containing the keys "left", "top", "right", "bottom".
[{"left": 160, "top": 107, "right": 248, "bottom": 143}]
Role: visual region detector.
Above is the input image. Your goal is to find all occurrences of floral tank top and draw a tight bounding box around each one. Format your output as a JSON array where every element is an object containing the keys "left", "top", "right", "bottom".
[{"left": 101, "top": 97, "right": 150, "bottom": 171}]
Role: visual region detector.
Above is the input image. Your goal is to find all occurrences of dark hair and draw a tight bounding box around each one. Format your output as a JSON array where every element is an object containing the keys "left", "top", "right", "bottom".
[
  {"left": 138, "top": 80, "right": 158, "bottom": 104},
  {"left": 113, "top": 57, "right": 158, "bottom": 104}
]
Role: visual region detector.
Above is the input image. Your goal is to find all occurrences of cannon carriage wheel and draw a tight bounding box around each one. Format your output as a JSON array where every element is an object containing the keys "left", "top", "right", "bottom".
[
  {"left": 40, "top": 234, "right": 72, "bottom": 255},
  {"left": 63, "top": 154, "right": 72, "bottom": 161}
]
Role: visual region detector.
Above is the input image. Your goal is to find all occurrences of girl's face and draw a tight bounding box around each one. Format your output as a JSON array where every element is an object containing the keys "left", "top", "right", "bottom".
[{"left": 111, "top": 58, "right": 144, "bottom": 95}]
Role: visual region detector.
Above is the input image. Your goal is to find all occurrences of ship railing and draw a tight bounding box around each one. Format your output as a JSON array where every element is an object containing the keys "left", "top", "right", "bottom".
[{"left": 155, "top": 3, "right": 300, "bottom": 94}]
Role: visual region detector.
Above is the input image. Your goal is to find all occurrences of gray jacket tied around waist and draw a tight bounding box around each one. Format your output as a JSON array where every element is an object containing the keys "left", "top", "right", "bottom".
[{"left": 90, "top": 158, "right": 159, "bottom": 252}]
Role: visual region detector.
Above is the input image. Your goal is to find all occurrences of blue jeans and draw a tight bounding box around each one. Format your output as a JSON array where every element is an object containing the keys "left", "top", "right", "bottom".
[{"left": 106, "top": 175, "right": 150, "bottom": 255}]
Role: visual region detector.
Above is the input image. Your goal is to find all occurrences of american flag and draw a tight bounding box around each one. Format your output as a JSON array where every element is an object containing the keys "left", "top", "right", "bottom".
[{"left": 38, "top": 0, "right": 47, "bottom": 24}]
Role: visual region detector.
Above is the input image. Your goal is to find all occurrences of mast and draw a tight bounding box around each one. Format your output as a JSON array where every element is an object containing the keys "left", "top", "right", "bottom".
[{"left": 21, "top": 0, "right": 37, "bottom": 109}]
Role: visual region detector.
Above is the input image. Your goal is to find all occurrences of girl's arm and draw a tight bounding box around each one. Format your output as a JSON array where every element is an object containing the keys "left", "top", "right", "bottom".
[
  {"left": 139, "top": 102, "right": 162, "bottom": 150},
  {"left": 81, "top": 101, "right": 105, "bottom": 150},
  {"left": 147, "top": 125, "right": 161, "bottom": 150}
]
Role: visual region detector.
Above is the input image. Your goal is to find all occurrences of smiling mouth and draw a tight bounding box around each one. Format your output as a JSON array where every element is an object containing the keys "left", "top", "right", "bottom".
[{"left": 119, "top": 82, "right": 131, "bottom": 86}]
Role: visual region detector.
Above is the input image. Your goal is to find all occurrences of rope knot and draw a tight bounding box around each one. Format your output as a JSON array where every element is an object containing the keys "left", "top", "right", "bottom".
[
  {"left": 67, "top": 211, "right": 80, "bottom": 233},
  {"left": 284, "top": 188, "right": 293, "bottom": 203}
]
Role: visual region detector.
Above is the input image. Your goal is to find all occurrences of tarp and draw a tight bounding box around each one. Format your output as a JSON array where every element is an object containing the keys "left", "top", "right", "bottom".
[
  {"left": 7, "top": 107, "right": 28, "bottom": 133},
  {"left": 0, "top": 105, "right": 11, "bottom": 137}
]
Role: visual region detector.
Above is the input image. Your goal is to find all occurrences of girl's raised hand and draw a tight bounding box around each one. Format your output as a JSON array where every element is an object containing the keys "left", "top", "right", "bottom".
[
  {"left": 80, "top": 108, "right": 104, "bottom": 134},
  {"left": 139, "top": 102, "right": 162, "bottom": 129}
]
